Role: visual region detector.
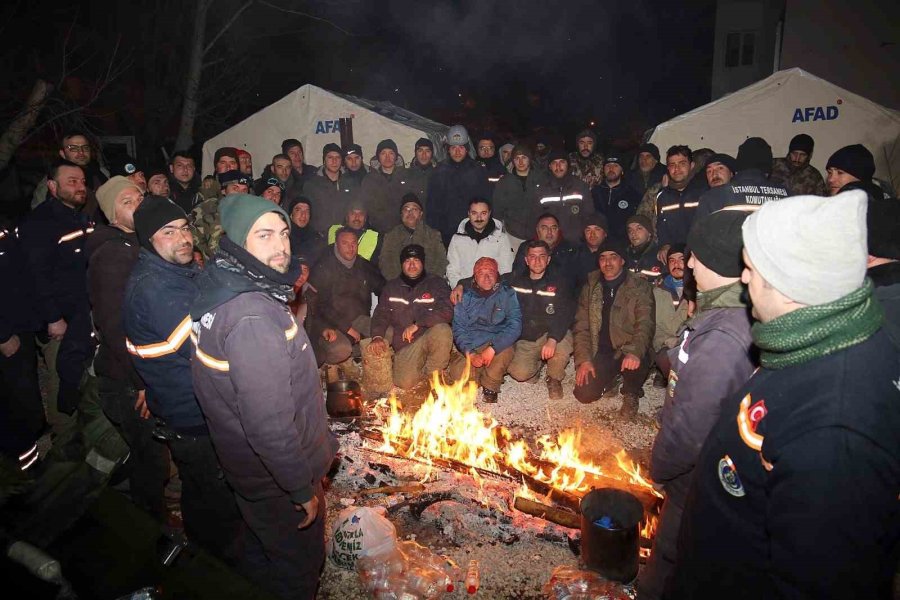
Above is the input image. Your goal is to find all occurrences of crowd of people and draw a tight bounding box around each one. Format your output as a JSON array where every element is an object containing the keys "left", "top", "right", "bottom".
[{"left": 0, "top": 122, "right": 898, "bottom": 599}]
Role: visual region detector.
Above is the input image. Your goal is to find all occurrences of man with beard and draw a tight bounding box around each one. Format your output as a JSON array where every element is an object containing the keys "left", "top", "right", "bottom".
[
  {"left": 362, "top": 139, "right": 409, "bottom": 233},
  {"left": 284, "top": 196, "right": 326, "bottom": 265},
  {"left": 236, "top": 149, "right": 253, "bottom": 180},
  {"left": 695, "top": 138, "right": 788, "bottom": 220},
  {"left": 450, "top": 257, "right": 522, "bottom": 403},
  {"left": 366, "top": 244, "right": 454, "bottom": 390},
  {"left": 342, "top": 144, "right": 368, "bottom": 187},
  {"left": 378, "top": 193, "right": 447, "bottom": 281},
  {"left": 474, "top": 133, "right": 507, "bottom": 191},
  {"left": 625, "top": 215, "right": 665, "bottom": 283},
  {"left": 592, "top": 155, "right": 640, "bottom": 239},
  {"left": 307, "top": 228, "right": 385, "bottom": 373},
  {"left": 32, "top": 131, "right": 106, "bottom": 213},
  {"left": 427, "top": 125, "right": 492, "bottom": 246},
  {"left": 769, "top": 133, "right": 827, "bottom": 196},
  {"left": 651, "top": 244, "right": 690, "bottom": 380},
  {"left": 492, "top": 143, "right": 547, "bottom": 246},
  {"left": 125, "top": 197, "right": 242, "bottom": 566},
  {"left": 282, "top": 138, "right": 316, "bottom": 189},
  {"left": 572, "top": 239, "right": 654, "bottom": 419},
  {"left": 147, "top": 169, "right": 171, "bottom": 199},
  {"left": 191, "top": 194, "right": 337, "bottom": 599},
  {"left": 20, "top": 159, "right": 96, "bottom": 421},
  {"left": 305, "top": 143, "right": 360, "bottom": 233},
  {"left": 654, "top": 145, "right": 708, "bottom": 261},
  {"left": 626, "top": 143, "right": 667, "bottom": 197},
  {"left": 573, "top": 213, "right": 609, "bottom": 289},
  {"left": 326, "top": 200, "right": 381, "bottom": 263},
  {"left": 825, "top": 144, "right": 879, "bottom": 197},
  {"left": 704, "top": 153, "right": 736, "bottom": 189},
  {"left": 404, "top": 138, "right": 436, "bottom": 208},
  {"left": 539, "top": 149, "right": 595, "bottom": 245},
  {"left": 168, "top": 151, "right": 204, "bottom": 213},
  {"left": 568, "top": 129, "right": 605, "bottom": 189},
  {"left": 446, "top": 198, "right": 515, "bottom": 287}
]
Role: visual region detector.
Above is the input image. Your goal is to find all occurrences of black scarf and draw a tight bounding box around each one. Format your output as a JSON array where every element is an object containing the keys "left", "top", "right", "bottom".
[
  {"left": 400, "top": 269, "right": 427, "bottom": 288},
  {"left": 464, "top": 218, "right": 496, "bottom": 242},
  {"left": 216, "top": 236, "right": 299, "bottom": 304}
]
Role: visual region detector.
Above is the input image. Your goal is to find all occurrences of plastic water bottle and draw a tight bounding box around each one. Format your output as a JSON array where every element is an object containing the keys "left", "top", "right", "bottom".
[{"left": 465, "top": 559, "right": 480, "bottom": 594}]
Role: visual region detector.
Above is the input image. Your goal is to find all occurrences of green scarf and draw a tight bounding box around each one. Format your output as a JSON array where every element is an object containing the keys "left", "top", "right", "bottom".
[{"left": 752, "top": 279, "right": 883, "bottom": 369}]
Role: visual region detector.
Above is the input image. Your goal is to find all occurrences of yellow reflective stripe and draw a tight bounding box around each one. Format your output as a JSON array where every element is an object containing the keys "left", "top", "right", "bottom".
[
  {"left": 285, "top": 321, "right": 298, "bottom": 341},
  {"left": 126, "top": 316, "right": 192, "bottom": 358},
  {"left": 194, "top": 346, "right": 230, "bottom": 372},
  {"left": 57, "top": 227, "right": 94, "bottom": 244},
  {"left": 683, "top": 201, "right": 699, "bottom": 208},
  {"left": 737, "top": 394, "right": 764, "bottom": 451}
]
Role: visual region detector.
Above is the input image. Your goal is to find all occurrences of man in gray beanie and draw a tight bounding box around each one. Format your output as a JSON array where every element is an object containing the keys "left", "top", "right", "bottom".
[
  {"left": 669, "top": 190, "right": 900, "bottom": 599},
  {"left": 569, "top": 128, "right": 605, "bottom": 189},
  {"left": 190, "top": 194, "right": 338, "bottom": 599},
  {"left": 639, "top": 210, "right": 755, "bottom": 599}
]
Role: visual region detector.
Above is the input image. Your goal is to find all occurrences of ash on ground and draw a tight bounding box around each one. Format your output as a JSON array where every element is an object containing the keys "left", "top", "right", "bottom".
[{"left": 317, "top": 364, "right": 663, "bottom": 599}]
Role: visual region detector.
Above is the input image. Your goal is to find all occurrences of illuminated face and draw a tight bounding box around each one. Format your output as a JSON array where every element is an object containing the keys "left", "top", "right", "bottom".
[
  {"left": 112, "top": 186, "right": 144, "bottom": 231},
  {"left": 170, "top": 157, "right": 195, "bottom": 185},
  {"left": 666, "top": 153, "right": 692, "bottom": 185},
  {"left": 535, "top": 216, "right": 560, "bottom": 247},
  {"left": 245, "top": 212, "right": 291, "bottom": 273},
  {"left": 127, "top": 171, "right": 147, "bottom": 192},
  {"left": 577, "top": 136, "right": 594, "bottom": 158},
  {"left": 598, "top": 251, "right": 624, "bottom": 280},
  {"left": 627, "top": 222, "right": 651, "bottom": 247},
  {"left": 291, "top": 202, "right": 311, "bottom": 228},
  {"left": 603, "top": 162, "right": 623, "bottom": 184},
  {"left": 324, "top": 151, "right": 343, "bottom": 176},
  {"left": 287, "top": 145, "right": 304, "bottom": 169},
  {"left": 215, "top": 155, "right": 238, "bottom": 173},
  {"left": 667, "top": 252, "right": 685, "bottom": 280},
  {"left": 401, "top": 202, "right": 422, "bottom": 229},
  {"left": 583, "top": 225, "right": 607, "bottom": 249},
  {"left": 706, "top": 162, "right": 733, "bottom": 188},
  {"left": 826, "top": 167, "right": 858, "bottom": 196},
  {"left": 148, "top": 174, "right": 170, "bottom": 197},
  {"left": 549, "top": 159, "right": 568, "bottom": 179},
  {"left": 513, "top": 153, "right": 530, "bottom": 175},
  {"left": 524, "top": 246, "right": 550, "bottom": 276},
  {"left": 261, "top": 185, "right": 282, "bottom": 205},
  {"left": 60, "top": 135, "right": 92, "bottom": 166},
  {"left": 477, "top": 139, "right": 495, "bottom": 159},
  {"left": 345, "top": 153, "right": 362, "bottom": 171},
  {"left": 415, "top": 146, "right": 433, "bottom": 166},
  {"left": 150, "top": 219, "right": 194, "bottom": 265},
  {"left": 49, "top": 165, "right": 87, "bottom": 208},
  {"left": 272, "top": 158, "right": 292, "bottom": 182},
  {"left": 238, "top": 153, "right": 253, "bottom": 175},
  {"left": 474, "top": 268, "right": 498, "bottom": 291},
  {"left": 449, "top": 145, "right": 467, "bottom": 163},
  {"left": 346, "top": 208, "right": 367, "bottom": 230},
  {"left": 467, "top": 202, "right": 491, "bottom": 232},
  {"left": 378, "top": 149, "right": 396, "bottom": 171},
  {"left": 335, "top": 231, "right": 358, "bottom": 261},
  {"left": 638, "top": 151, "right": 657, "bottom": 173},
  {"left": 788, "top": 150, "right": 809, "bottom": 169},
  {"left": 402, "top": 257, "right": 423, "bottom": 279}
]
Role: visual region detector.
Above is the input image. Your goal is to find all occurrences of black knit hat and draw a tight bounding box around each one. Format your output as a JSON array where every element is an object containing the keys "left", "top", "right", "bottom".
[
  {"left": 638, "top": 143, "right": 660, "bottom": 162},
  {"left": 109, "top": 155, "right": 144, "bottom": 178},
  {"left": 213, "top": 147, "right": 239, "bottom": 166},
  {"left": 400, "top": 244, "right": 425, "bottom": 265},
  {"left": 376, "top": 139, "right": 398, "bottom": 156},
  {"left": 686, "top": 210, "right": 749, "bottom": 277},
  {"left": 400, "top": 192, "right": 423, "bottom": 212},
  {"left": 736, "top": 137, "right": 773, "bottom": 172},
  {"left": 547, "top": 148, "right": 568, "bottom": 164},
  {"left": 415, "top": 137, "right": 433, "bottom": 151},
  {"left": 134, "top": 195, "right": 188, "bottom": 252},
  {"left": 322, "top": 143, "right": 342, "bottom": 161},
  {"left": 217, "top": 170, "right": 251, "bottom": 188},
  {"left": 581, "top": 212, "right": 609, "bottom": 232},
  {"left": 626, "top": 214, "right": 654, "bottom": 235},
  {"left": 598, "top": 238, "right": 627, "bottom": 259},
  {"left": 789, "top": 134, "right": 814, "bottom": 155},
  {"left": 707, "top": 153, "right": 737, "bottom": 174},
  {"left": 667, "top": 243, "right": 687, "bottom": 259},
  {"left": 826, "top": 144, "right": 875, "bottom": 182},
  {"left": 344, "top": 143, "right": 363, "bottom": 158}
]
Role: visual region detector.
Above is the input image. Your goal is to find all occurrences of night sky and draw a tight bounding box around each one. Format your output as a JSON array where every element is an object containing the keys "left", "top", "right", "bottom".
[{"left": 4, "top": 0, "right": 717, "bottom": 158}]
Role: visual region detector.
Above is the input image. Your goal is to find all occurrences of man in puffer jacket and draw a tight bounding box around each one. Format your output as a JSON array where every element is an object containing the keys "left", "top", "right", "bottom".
[
  {"left": 446, "top": 198, "right": 515, "bottom": 287},
  {"left": 190, "top": 194, "right": 338, "bottom": 600}
]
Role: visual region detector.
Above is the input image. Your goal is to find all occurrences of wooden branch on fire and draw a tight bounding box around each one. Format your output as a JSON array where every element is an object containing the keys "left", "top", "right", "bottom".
[{"left": 513, "top": 496, "right": 580, "bottom": 529}]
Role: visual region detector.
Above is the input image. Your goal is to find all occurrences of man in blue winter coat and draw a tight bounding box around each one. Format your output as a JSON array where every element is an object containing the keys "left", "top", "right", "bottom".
[{"left": 450, "top": 256, "right": 522, "bottom": 403}]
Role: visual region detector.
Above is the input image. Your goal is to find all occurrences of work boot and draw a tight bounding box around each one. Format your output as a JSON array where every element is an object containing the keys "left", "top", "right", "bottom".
[
  {"left": 546, "top": 377, "right": 563, "bottom": 400},
  {"left": 618, "top": 393, "right": 640, "bottom": 420},
  {"left": 481, "top": 387, "right": 499, "bottom": 403}
]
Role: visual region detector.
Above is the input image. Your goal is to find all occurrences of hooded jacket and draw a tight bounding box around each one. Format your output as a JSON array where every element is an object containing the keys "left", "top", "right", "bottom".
[
  {"left": 536, "top": 173, "right": 594, "bottom": 245},
  {"left": 446, "top": 217, "right": 515, "bottom": 288},
  {"left": 190, "top": 238, "right": 337, "bottom": 504}
]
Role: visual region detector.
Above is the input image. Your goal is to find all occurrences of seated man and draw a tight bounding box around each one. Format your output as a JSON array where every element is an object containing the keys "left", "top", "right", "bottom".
[
  {"left": 512, "top": 213, "right": 576, "bottom": 285},
  {"left": 625, "top": 214, "right": 664, "bottom": 283},
  {"left": 506, "top": 240, "right": 574, "bottom": 400},
  {"left": 572, "top": 213, "right": 609, "bottom": 289},
  {"left": 378, "top": 193, "right": 448, "bottom": 281},
  {"left": 450, "top": 257, "right": 522, "bottom": 403},
  {"left": 366, "top": 245, "right": 454, "bottom": 390},
  {"left": 308, "top": 227, "right": 385, "bottom": 375},
  {"left": 573, "top": 239, "right": 654, "bottom": 419},
  {"left": 327, "top": 200, "right": 382, "bottom": 263},
  {"left": 446, "top": 198, "right": 515, "bottom": 287},
  {"left": 652, "top": 244, "right": 690, "bottom": 380}
]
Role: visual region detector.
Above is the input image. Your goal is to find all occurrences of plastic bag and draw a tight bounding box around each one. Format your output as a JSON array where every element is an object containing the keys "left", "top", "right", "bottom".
[
  {"left": 541, "top": 565, "right": 633, "bottom": 600},
  {"left": 328, "top": 506, "right": 398, "bottom": 569}
]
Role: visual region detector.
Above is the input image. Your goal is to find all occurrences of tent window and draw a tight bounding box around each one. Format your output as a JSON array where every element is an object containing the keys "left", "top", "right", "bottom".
[{"left": 725, "top": 31, "right": 755, "bottom": 68}]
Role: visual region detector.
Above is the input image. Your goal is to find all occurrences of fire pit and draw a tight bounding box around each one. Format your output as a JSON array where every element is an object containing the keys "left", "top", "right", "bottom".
[{"left": 318, "top": 363, "right": 666, "bottom": 598}]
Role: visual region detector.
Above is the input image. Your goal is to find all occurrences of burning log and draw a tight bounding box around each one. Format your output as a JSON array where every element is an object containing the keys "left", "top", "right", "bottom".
[
  {"left": 357, "top": 484, "right": 427, "bottom": 497},
  {"left": 513, "top": 496, "right": 580, "bottom": 529},
  {"left": 387, "top": 492, "right": 462, "bottom": 518}
]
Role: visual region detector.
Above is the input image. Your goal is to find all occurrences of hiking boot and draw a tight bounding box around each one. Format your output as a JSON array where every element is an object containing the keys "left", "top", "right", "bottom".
[
  {"left": 618, "top": 393, "right": 640, "bottom": 420},
  {"left": 546, "top": 377, "right": 563, "bottom": 400},
  {"left": 481, "top": 387, "right": 499, "bottom": 403}
]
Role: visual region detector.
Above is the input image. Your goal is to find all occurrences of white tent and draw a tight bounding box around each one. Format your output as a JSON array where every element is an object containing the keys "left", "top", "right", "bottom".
[
  {"left": 202, "top": 84, "right": 450, "bottom": 176},
  {"left": 649, "top": 68, "right": 900, "bottom": 193}
]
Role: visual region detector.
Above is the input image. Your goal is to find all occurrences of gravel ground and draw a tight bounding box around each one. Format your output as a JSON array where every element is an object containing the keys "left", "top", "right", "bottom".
[{"left": 317, "top": 363, "right": 664, "bottom": 599}]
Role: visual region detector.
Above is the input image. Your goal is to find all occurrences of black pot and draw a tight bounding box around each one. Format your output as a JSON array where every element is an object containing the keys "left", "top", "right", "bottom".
[
  {"left": 325, "top": 379, "right": 362, "bottom": 418},
  {"left": 580, "top": 488, "right": 643, "bottom": 583}
]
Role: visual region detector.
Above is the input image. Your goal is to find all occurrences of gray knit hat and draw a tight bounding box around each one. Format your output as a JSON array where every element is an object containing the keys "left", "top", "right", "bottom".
[{"left": 741, "top": 190, "right": 868, "bottom": 305}]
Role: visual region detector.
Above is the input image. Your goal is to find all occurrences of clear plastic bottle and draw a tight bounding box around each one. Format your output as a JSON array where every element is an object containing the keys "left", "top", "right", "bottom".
[{"left": 465, "top": 559, "right": 480, "bottom": 594}]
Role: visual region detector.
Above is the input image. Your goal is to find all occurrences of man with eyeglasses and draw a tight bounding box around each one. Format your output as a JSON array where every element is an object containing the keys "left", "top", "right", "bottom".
[
  {"left": 378, "top": 193, "right": 447, "bottom": 281},
  {"left": 32, "top": 131, "right": 106, "bottom": 214},
  {"left": 474, "top": 133, "right": 506, "bottom": 193}
]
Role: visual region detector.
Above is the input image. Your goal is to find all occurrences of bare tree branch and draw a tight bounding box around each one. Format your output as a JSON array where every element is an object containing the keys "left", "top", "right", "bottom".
[
  {"left": 203, "top": 0, "right": 255, "bottom": 56},
  {"left": 257, "top": 0, "right": 355, "bottom": 36}
]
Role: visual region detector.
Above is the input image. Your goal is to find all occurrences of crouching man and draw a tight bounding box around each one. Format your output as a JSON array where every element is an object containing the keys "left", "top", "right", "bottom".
[
  {"left": 450, "top": 257, "right": 522, "bottom": 403},
  {"left": 506, "top": 240, "right": 575, "bottom": 400},
  {"left": 190, "top": 194, "right": 338, "bottom": 600},
  {"left": 572, "top": 239, "right": 654, "bottom": 418},
  {"left": 365, "top": 244, "right": 454, "bottom": 390}
]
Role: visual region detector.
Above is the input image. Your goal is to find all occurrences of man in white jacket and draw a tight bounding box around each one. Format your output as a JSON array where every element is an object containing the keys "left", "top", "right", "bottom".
[{"left": 446, "top": 198, "right": 515, "bottom": 287}]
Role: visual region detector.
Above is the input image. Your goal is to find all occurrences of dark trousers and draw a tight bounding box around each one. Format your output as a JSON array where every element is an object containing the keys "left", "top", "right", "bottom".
[
  {"left": 655, "top": 347, "right": 673, "bottom": 379},
  {"left": 636, "top": 496, "right": 683, "bottom": 600},
  {"left": 0, "top": 333, "right": 45, "bottom": 457},
  {"left": 168, "top": 432, "right": 243, "bottom": 565},
  {"left": 235, "top": 482, "right": 327, "bottom": 600},
  {"left": 573, "top": 350, "right": 651, "bottom": 403},
  {"left": 56, "top": 309, "right": 96, "bottom": 414},
  {"left": 96, "top": 376, "right": 168, "bottom": 518}
]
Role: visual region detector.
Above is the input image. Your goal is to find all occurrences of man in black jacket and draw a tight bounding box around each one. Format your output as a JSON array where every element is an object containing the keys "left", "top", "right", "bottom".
[
  {"left": 191, "top": 194, "right": 338, "bottom": 600},
  {"left": 168, "top": 151, "right": 204, "bottom": 213},
  {"left": 572, "top": 213, "right": 609, "bottom": 289},
  {"left": 367, "top": 244, "right": 454, "bottom": 390},
  {"left": 88, "top": 177, "right": 168, "bottom": 518},
  {"left": 592, "top": 156, "right": 640, "bottom": 240},
  {"left": 506, "top": 240, "right": 574, "bottom": 400},
  {"left": 670, "top": 190, "right": 900, "bottom": 599}
]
